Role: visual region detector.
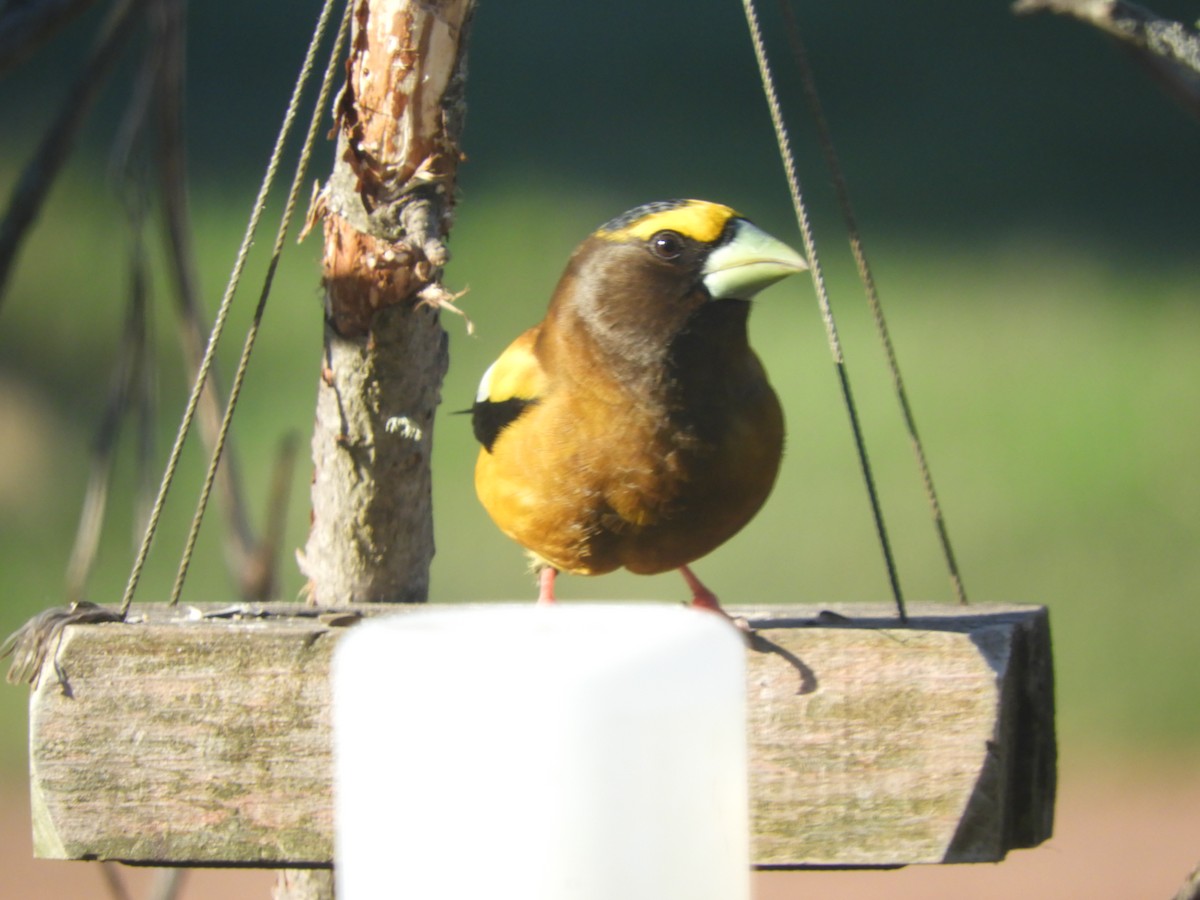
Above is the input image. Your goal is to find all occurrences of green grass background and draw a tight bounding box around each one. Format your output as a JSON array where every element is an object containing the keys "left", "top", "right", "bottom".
[
  {"left": 1, "top": 0, "right": 1199, "bottom": 779},
  {"left": 1, "top": 175, "right": 1198, "bottom": 776}
]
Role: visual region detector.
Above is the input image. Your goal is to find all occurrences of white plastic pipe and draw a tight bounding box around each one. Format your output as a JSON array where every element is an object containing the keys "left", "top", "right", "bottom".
[{"left": 332, "top": 603, "right": 750, "bottom": 900}]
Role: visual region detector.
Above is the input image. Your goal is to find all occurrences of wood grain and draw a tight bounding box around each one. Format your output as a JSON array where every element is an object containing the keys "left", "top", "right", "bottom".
[{"left": 25, "top": 602, "right": 1054, "bottom": 868}]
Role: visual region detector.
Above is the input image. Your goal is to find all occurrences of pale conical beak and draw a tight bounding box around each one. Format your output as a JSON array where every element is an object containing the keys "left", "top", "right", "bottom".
[{"left": 701, "top": 219, "right": 808, "bottom": 300}]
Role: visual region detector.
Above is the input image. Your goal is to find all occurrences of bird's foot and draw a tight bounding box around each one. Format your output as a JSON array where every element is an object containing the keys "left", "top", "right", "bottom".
[
  {"left": 679, "top": 564, "right": 724, "bottom": 612},
  {"left": 536, "top": 566, "right": 558, "bottom": 605},
  {"left": 678, "top": 565, "right": 751, "bottom": 634}
]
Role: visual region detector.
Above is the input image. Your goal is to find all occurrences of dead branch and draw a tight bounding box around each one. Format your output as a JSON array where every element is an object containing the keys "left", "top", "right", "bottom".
[
  {"left": 150, "top": 0, "right": 261, "bottom": 593},
  {"left": 299, "top": 0, "right": 475, "bottom": 607},
  {"left": 63, "top": 222, "right": 151, "bottom": 605},
  {"left": 240, "top": 433, "right": 300, "bottom": 602},
  {"left": 0, "top": 0, "right": 99, "bottom": 74},
  {"left": 0, "top": 0, "right": 149, "bottom": 312},
  {"left": 1014, "top": 0, "right": 1200, "bottom": 119}
]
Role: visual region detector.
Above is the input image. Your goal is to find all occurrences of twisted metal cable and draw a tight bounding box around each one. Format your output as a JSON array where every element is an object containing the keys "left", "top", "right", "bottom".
[
  {"left": 775, "top": 1, "right": 968, "bottom": 605},
  {"left": 119, "top": 0, "right": 345, "bottom": 617},
  {"left": 740, "top": 0, "right": 908, "bottom": 622},
  {"left": 168, "top": 0, "right": 351, "bottom": 606}
]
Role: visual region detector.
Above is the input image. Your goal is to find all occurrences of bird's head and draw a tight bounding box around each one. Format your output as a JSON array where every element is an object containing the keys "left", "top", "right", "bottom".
[
  {"left": 549, "top": 200, "right": 808, "bottom": 365},
  {"left": 596, "top": 199, "right": 808, "bottom": 300}
]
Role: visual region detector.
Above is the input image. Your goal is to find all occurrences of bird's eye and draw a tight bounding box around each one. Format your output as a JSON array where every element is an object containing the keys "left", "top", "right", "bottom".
[{"left": 649, "top": 230, "right": 684, "bottom": 261}]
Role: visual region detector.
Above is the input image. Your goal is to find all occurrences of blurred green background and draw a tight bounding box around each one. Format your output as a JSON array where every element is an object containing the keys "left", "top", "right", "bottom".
[{"left": 1, "top": 0, "right": 1198, "bottom": 781}]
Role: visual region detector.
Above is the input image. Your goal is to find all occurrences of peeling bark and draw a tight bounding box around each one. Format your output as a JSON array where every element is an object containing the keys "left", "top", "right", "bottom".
[
  {"left": 300, "top": 301, "right": 448, "bottom": 604},
  {"left": 299, "top": 0, "right": 474, "bottom": 610},
  {"left": 286, "top": 2, "right": 475, "bottom": 894}
]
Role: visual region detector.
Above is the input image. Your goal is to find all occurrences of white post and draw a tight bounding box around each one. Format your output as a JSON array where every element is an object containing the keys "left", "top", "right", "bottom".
[{"left": 332, "top": 603, "right": 750, "bottom": 900}]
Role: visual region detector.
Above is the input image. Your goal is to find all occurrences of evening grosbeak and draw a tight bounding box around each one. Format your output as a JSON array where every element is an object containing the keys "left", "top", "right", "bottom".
[{"left": 471, "top": 199, "right": 808, "bottom": 617}]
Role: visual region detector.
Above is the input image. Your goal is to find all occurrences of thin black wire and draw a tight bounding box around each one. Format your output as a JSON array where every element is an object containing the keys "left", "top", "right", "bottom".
[
  {"left": 168, "top": 0, "right": 351, "bottom": 606},
  {"left": 740, "top": 0, "right": 907, "bottom": 622},
  {"left": 775, "top": 0, "right": 968, "bottom": 606},
  {"left": 118, "top": 0, "right": 344, "bottom": 618}
]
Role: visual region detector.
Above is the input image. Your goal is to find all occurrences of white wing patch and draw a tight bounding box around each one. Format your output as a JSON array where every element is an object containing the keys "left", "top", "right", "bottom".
[{"left": 475, "top": 361, "right": 497, "bottom": 403}]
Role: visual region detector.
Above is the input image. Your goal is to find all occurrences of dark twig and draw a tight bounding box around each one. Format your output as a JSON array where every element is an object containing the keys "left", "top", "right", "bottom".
[
  {"left": 240, "top": 433, "right": 300, "bottom": 602},
  {"left": 0, "top": 0, "right": 148, "bottom": 312},
  {"left": 60, "top": 3, "right": 162, "bottom": 606},
  {"left": 63, "top": 201, "right": 151, "bottom": 604},
  {"left": 120, "top": 0, "right": 344, "bottom": 616},
  {"left": 169, "top": 0, "right": 350, "bottom": 608},
  {"left": 105, "top": 1, "right": 162, "bottom": 544},
  {"left": 151, "top": 0, "right": 259, "bottom": 590},
  {"left": 0, "top": 0, "right": 99, "bottom": 74},
  {"left": 1014, "top": 0, "right": 1200, "bottom": 119}
]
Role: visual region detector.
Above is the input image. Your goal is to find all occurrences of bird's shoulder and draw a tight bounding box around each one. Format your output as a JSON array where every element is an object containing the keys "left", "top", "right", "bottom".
[{"left": 471, "top": 326, "right": 547, "bottom": 452}]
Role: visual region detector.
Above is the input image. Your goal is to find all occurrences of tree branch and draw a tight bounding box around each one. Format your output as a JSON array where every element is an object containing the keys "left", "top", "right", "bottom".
[
  {"left": 0, "top": 0, "right": 148, "bottom": 312},
  {"left": 150, "top": 0, "right": 262, "bottom": 595},
  {"left": 0, "top": 0, "right": 99, "bottom": 74},
  {"left": 299, "top": 0, "right": 475, "bottom": 607},
  {"left": 284, "top": 2, "right": 475, "bottom": 894},
  {"left": 1014, "top": 0, "right": 1200, "bottom": 118}
]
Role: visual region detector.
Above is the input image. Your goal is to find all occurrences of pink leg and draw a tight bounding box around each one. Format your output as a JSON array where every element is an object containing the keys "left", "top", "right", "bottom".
[
  {"left": 679, "top": 565, "right": 724, "bottom": 615},
  {"left": 537, "top": 566, "right": 558, "bottom": 605}
]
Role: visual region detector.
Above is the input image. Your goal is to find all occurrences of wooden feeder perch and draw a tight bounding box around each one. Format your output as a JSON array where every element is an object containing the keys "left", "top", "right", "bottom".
[{"left": 25, "top": 601, "right": 1054, "bottom": 869}]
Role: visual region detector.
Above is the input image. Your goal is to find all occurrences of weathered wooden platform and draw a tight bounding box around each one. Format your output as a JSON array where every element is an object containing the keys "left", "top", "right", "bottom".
[{"left": 24, "top": 602, "right": 1054, "bottom": 869}]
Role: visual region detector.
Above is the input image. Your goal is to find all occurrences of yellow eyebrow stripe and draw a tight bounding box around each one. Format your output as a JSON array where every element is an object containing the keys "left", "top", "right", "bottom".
[{"left": 598, "top": 200, "right": 737, "bottom": 244}]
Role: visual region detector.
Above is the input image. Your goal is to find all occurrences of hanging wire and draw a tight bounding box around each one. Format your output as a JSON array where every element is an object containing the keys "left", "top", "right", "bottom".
[
  {"left": 118, "top": 0, "right": 345, "bottom": 618},
  {"left": 167, "top": 0, "right": 351, "bottom": 607},
  {"left": 739, "top": 0, "right": 908, "bottom": 622},
  {"left": 774, "top": 1, "right": 968, "bottom": 605}
]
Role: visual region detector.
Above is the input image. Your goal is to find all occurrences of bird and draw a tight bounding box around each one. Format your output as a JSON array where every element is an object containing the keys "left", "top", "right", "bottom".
[{"left": 471, "top": 199, "right": 807, "bottom": 618}]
